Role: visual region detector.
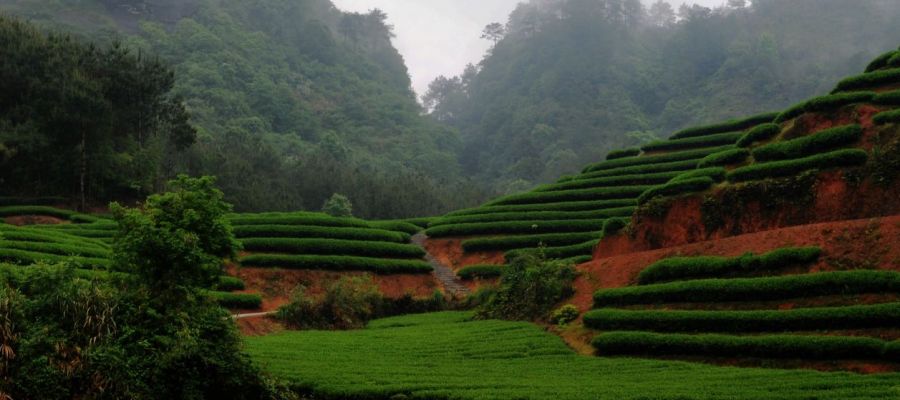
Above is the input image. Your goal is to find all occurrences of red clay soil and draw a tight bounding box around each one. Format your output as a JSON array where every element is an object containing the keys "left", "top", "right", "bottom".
[
  {"left": 3, "top": 215, "right": 68, "bottom": 225},
  {"left": 573, "top": 215, "right": 900, "bottom": 312},
  {"left": 422, "top": 237, "right": 504, "bottom": 291},
  {"left": 236, "top": 317, "right": 285, "bottom": 337}
]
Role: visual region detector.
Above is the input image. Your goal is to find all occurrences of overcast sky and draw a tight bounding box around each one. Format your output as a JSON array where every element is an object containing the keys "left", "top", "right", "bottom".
[{"left": 331, "top": 0, "right": 727, "bottom": 98}]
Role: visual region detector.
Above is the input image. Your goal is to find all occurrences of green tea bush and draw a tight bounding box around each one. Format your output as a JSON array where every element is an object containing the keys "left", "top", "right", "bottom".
[
  {"left": 636, "top": 177, "right": 714, "bottom": 205},
  {"left": 0, "top": 206, "right": 75, "bottom": 219},
  {"left": 592, "top": 331, "right": 889, "bottom": 360},
  {"left": 865, "top": 50, "right": 898, "bottom": 72},
  {"left": 0, "top": 240, "right": 110, "bottom": 258},
  {"left": 669, "top": 112, "right": 779, "bottom": 140},
  {"left": 776, "top": 92, "right": 875, "bottom": 123},
  {"left": 637, "top": 247, "right": 821, "bottom": 284},
  {"left": 872, "top": 89, "right": 900, "bottom": 105},
  {"left": 475, "top": 253, "right": 577, "bottom": 321},
  {"left": 583, "top": 302, "right": 899, "bottom": 332},
  {"left": 549, "top": 304, "right": 580, "bottom": 325},
  {"left": 602, "top": 217, "right": 629, "bottom": 237},
  {"left": 560, "top": 255, "right": 593, "bottom": 265},
  {"left": 232, "top": 224, "right": 409, "bottom": 243},
  {"left": 736, "top": 123, "right": 781, "bottom": 148},
  {"left": 228, "top": 214, "right": 369, "bottom": 228},
  {"left": 215, "top": 276, "right": 246, "bottom": 291},
  {"left": 401, "top": 217, "right": 435, "bottom": 228},
  {"left": 641, "top": 132, "right": 743, "bottom": 153},
  {"left": 446, "top": 199, "right": 636, "bottom": 217},
  {"left": 832, "top": 68, "right": 900, "bottom": 93},
  {"left": 885, "top": 340, "right": 900, "bottom": 361},
  {"left": 534, "top": 171, "right": 682, "bottom": 192},
  {"left": 462, "top": 232, "right": 601, "bottom": 252},
  {"left": 240, "top": 238, "right": 425, "bottom": 258},
  {"left": 486, "top": 185, "right": 652, "bottom": 206},
  {"left": 668, "top": 167, "right": 727, "bottom": 183},
  {"left": 240, "top": 254, "right": 431, "bottom": 274},
  {"left": 0, "top": 196, "right": 66, "bottom": 206},
  {"left": 873, "top": 109, "right": 900, "bottom": 125},
  {"left": 606, "top": 148, "right": 641, "bottom": 160},
  {"left": 368, "top": 220, "right": 422, "bottom": 234},
  {"left": 208, "top": 291, "right": 262, "bottom": 309},
  {"left": 727, "top": 149, "right": 868, "bottom": 182},
  {"left": 426, "top": 219, "right": 604, "bottom": 238},
  {"left": 431, "top": 207, "right": 634, "bottom": 227},
  {"left": 575, "top": 159, "right": 701, "bottom": 181},
  {"left": 457, "top": 264, "right": 504, "bottom": 280},
  {"left": 505, "top": 239, "right": 599, "bottom": 262},
  {"left": 698, "top": 149, "right": 750, "bottom": 168},
  {"left": 0, "top": 248, "right": 110, "bottom": 268},
  {"left": 594, "top": 270, "right": 900, "bottom": 307},
  {"left": 752, "top": 124, "right": 862, "bottom": 162},
  {"left": 582, "top": 145, "right": 735, "bottom": 173}
]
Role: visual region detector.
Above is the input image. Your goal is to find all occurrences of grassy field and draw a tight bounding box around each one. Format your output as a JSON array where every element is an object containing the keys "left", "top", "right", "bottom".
[{"left": 245, "top": 312, "right": 900, "bottom": 400}]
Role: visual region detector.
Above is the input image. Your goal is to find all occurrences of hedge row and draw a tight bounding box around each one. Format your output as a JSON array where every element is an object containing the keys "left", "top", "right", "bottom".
[
  {"left": 457, "top": 264, "right": 504, "bottom": 280},
  {"left": 873, "top": 109, "right": 900, "bottom": 125},
  {"left": 534, "top": 171, "right": 683, "bottom": 193},
  {"left": 0, "top": 240, "right": 110, "bottom": 258},
  {"left": 0, "top": 206, "right": 75, "bottom": 219},
  {"left": 606, "top": 148, "right": 641, "bottom": 160},
  {"left": 602, "top": 217, "right": 629, "bottom": 237},
  {"left": 430, "top": 207, "right": 634, "bottom": 227},
  {"left": 461, "top": 231, "right": 601, "bottom": 252},
  {"left": 669, "top": 112, "right": 779, "bottom": 140},
  {"left": 0, "top": 227, "right": 110, "bottom": 249},
  {"left": 487, "top": 185, "right": 652, "bottom": 207},
  {"left": 232, "top": 225, "right": 410, "bottom": 243},
  {"left": 865, "top": 50, "right": 898, "bottom": 73},
  {"left": 698, "top": 149, "right": 750, "bottom": 168},
  {"left": 775, "top": 92, "right": 875, "bottom": 123},
  {"left": 215, "top": 276, "right": 246, "bottom": 291},
  {"left": 560, "top": 255, "right": 593, "bottom": 265},
  {"left": 641, "top": 132, "right": 743, "bottom": 153},
  {"left": 0, "top": 248, "right": 110, "bottom": 268},
  {"left": 736, "top": 123, "right": 781, "bottom": 148},
  {"left": 584, "top": 302, "right": 900, "bottom": 333},
  {"left": 400, "top": 217, "right": 436, "bottom": 229},
  {"left": 426, "top": 219, "right": 605, "bottom": 238},
  {"left": 31, "top": 228, "right": 115, "bottom": 239},
  {"left": 752, "top": 124, "right": 862, "bottom": 162},
  {"left": 367, "top": 220, "right": 422, "bottom": 234},
  {"left": 0, "top": 197, "right": 66, "bottom": 206},
  {"left": 575, "top": 159, "right": 701, "bottom": 181},
  {"left": 505, "top": 239, "right": 599, "bottom": 261},
  {"left": 636, "top": 177, "right": 714, "bottom": 205},
  {"left": 591, "top": 331, "right": 895, "bottom": 361},
  {"left": 833, "top": 68, "right": 900, "bottom": 93},
  {"left": 727, "top": 149, "right": 868, "bottom": 182},
  {"left": 239, "top": 238, "right": 425, "bottom": 258},
  {"left": 637, "top": 247, "right": 821, "bottom": 284},
  {"left": 207, "top": 291, "right": 262, "bottom": 309},
  {"left": 239, "top": 254, "right": 432, "bottom": 274},
  {"left": 593, "top": 270, "right": 900, "bottom": 307},
  {"left": 228, "top": 214, "right": 370, "bottom": 228},
  {"left": 668, "top": 167, "right": 726, "bottom": 183},
  {"left": 872, "top": 89, "right": 900, "bottom": 105},
  {"left": 582, "top": 145, "right": 736, "bottom": 173},
  {"left": 445, "top": 199, "right": 636, "bottom": 217}
]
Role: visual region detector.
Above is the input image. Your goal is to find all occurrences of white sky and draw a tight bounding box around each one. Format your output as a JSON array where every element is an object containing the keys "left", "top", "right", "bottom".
[{"left": 331, "top": 0, "right": 727, "bottom": 97}]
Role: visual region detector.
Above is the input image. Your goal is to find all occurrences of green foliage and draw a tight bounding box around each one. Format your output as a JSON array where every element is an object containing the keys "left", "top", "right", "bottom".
[
  {"left": 582, "top": 146, "right": 735, "bottom": 173},
  {"left": 229, "top": 213, "right": 368, "bottom": 227},
  {"left": 592, "top": 331, "right": 893, "bottom": 361},
  {"left": 0, "top": 240, "right": 109, "bottom": 258},
  {"left": 602, "top": 217, "right": 630, "bottom": 237},
  {"left": 215, "top": 276, "right": 246, "bottom": 291},
  {"left": 752, "top": 124, "right": 862, "bottom": 161},
  {"left": 775, "top": 92, "right": 875, "bottom": 123},
  {"left": 0, "top": 196, "right": 66, "bottom": 206},
  {"left": 865, "top": 50, "right": 898, "bottom": 72},
  {"left": 641, "top": 132, "right": 743, "bottom": 152},
  {"left": 736, "top": 123, "right": 781, "bottom": 147},
  {"left": 833, "top": 68, "right": 900, "bottom": 92},
  {"left": 534, "top": 171, "right": 683, "bottom": 192},
  {"left": 873, "top": 109, "right": 900, "bottom": 125},
  {"left": 233, "top": 224, "right": 409, "bottom": 243},
  {"left": 239, "top": 238, "right": 425, "bottom": 259},
  {"left": 637, "top": 247, "right": 821, "bottom": 284},
  {"left": 462, "top": 232, "right": 601, "bottom": 252},
  {"left": 431, "top": 207, "right": 634, "bottom": 227},
  {"left": 669, "top": 112, "right": 779, "bottom": 140},
  {"left": 426, "top": 219, "right": 605, "bottom": 238},
  {"left": 637, "top": 177, "right": 715, "bottom": 205},
  {"left": 239, "top": 254, "right": 431, "bottom": 274},
  {"left": 669, "top": 167, "right": 727, "bottom": 183},
  {"left": 446, "top": 199, "right": 636, "bottom": 217},
  {"left": 872, "top": 89, "right": 900, "bottom": 105},
  {"left": 505, "top": 239, "right": 599, "bottom": 262},
  {"left": 321, "top": 193, "right": 353, "bottom": 218},
  {"left": 594, "top": 270, "right": 900, "bottom": 307},
  {"left": 475, "top": 254, "right": 576, "bottom": 321},
  {"left": 606, "top": 148, "right": 640, "bottom": 160},
  {"left": 457, "top": 264, "right": 504, "bottom": 280},
  {"left": 208, "top": 291, "right": 262, "bottom": 309},
  {"left": 727, "top": 149, "right": 868, "bottom": 182},
  {"left": 698, "top": 148, "right": 750, "bottom": 167},
  {"left": 576, "top": 159, "right": 702, "bottom": 181},
  {"left": 486, "top": 185, "right": 652, "bottom": 206},
  {"left": 0, "top": 206, "right": 97, "bottom": 222},
  {"left": 0, "top": 248, "right": 109, "bottom": 268},
  {"left": 367, "top": 220, "right": 422, "bottom": 234},
  {"left": 549, "top": 304, "right": 580, "bottom": 326}
]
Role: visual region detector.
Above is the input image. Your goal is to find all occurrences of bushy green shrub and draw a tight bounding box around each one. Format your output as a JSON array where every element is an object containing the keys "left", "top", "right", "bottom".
[
  {"left": 321, "top": 193, "right": 353, "bottom": 218},
  {"left": 534, "top": 171, "right": 682, "bottom": 192},
  {"left": 752, "top": 124, "right": 862, "bottom": 162},
  {"left": 584, "top": 302, "right": 899, "bottom": 332},
  {"left": 0, "top": 248, "right": 110, "bottom": 268},
  {"left": 736, "top": 123, "right": 781, "bottom": 148},
  {"left": 0, "top": 206, "right": 75, "bottom": 219},
  {"left": 445, "top": 199, "right": 636, "bottom": 217},
  {"left": 602, "top": 217, "right": 629, "bottom": 237},
  {"left": 885, "top": 340, "right": 900, "bottom": 361},
  {"left": 400, "top": 217, "right": 435, "bottom": 229},
  {"left": 668, "top": 167, "right": 727, "bottom": 183},
  {"left": 549, "top": 304, "right": 580, "bottom": 325},
  {"left": 486, "top": 185, "right": 652, "bottom": 206},
  {"left": 430, "top": 207, "right": 633, "bottom": 227},
  {"left": 215, "top": 276, "right": 246, "bottom": 291},
  {"left": 777, "top": 92, "right": 875, "bottom": 123},
  {"left": 637, "top": 247, "right": 821, "bottom": 284},
  {"left": 239, "top": 254, "right": 431, "bottom": 274},
  {"left": 576, "top": 159, "right": 701, "bottom": 182},
  {"left": 865, "top": 50, "right": 898, "bottom": 72},
  {"left": 505, "top": 239, "right": 599, "bottom": 262},
  {"left": 229, "top": 214, "right": 368, "bottom": 228},
  {"left": 641, "top": 132, "right": 743, "bottom": 153},
  {"left": 462, "top": 232, "right": 602, "bottom": 252},
  {"left": 239, "top": 238, "right": 425, "bottom": 258},
  {"left": 873, "top": 109, "right": 900, "bottom": 125},
  {"left": 593, "top": 270, "right": 900, "bottom": 307},
  {"left": 728, "top": 149, "right": 868, "bottom": 182},
  {"left": 368, "top": 220, "right": 422, "bottom": 234},
  {"left": 606, "top": 148, "right": 641, "bottom": 160},
  {"left": 582, "top": 145, "right": 735, "bottom": 173},
  {"left": 698, "top": 149, "right": 750, "bottom": 168},
  {"left": 0, "top": 240, "right": 110, "bottom": 258},
  {"left": 208, "top": 291, "right": 262, "bottom": 309},
  {"left": 426, "top": 219, "right": 605, "bottom": 238},
  {"left": 872, "top": 89, "right": 900, "bottom": 105},
  {"left": 832, "top": 68, "right": 900, "bottom": 92},
  {"left": 591, "top": 331, "right": 890, "bottom": 360},
  {"left": 232, "top": 224, "right": 409, "bottom": 243},
  {"left": 475, "top": 253, "right": 577, "bottom": 321},
  {"left": 277, "top": 275, "right": 384, "bottom": 329},
  {"left": 636, "top": 177, "right": 714, "bottom": 205},
  {"left": 457, "top": 264, "right": 504, "bottom": 280},
  {"left": 669, "top": 112, "right": 779, "bottom": 140},
  {"left": 560, "top": 255, "right": 593, "bottom": 265}
]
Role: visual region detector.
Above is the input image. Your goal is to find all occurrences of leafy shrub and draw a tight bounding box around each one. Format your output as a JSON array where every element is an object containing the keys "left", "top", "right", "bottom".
[
  {"left": 229, "top": 214, "right": 368, "bottom": 227},
  {"left": 606, "top": 148, "right": 641, "bottom": 160},
  {"left": 775, "top": 92, "right": 875, "bottom": 123},
  {"left": 602, "top": 217, "right": 629, "bottom": 237},
  {"left": 457, "top": 264, "right": 504, "bottom": 280},
  {"left": 0, "top": 196, "right": 66, "bottom": 206},
  {"left": 593, "top": 270, "right": 900, "bottom": 307},
  {"left": 0, "top": 206, "right": 75, "bottom": 219},
  {"left": 637, "top": 177, "right": 714, "bottom": 205},
  {"left": 215, "top": 276, "right": 246, "bottom": 291},
  {"left": 367, "top": 220, "right": 422, "bottom": 234},
  {"left": 475, "top": 253, "right": 577, "bottom": 321},
  {"left": 832, "top": 68, "right": 900, "bottom": 93},
  {"left": 426, "top": 219, "right": 604, "bottom": 238},
  {"left": 582, "top": 145, "right": 735, "bottom": 173},
  {"left": 873, "top": 109, "right": 900, "bottom": 125},
  {"left": 486, "top": 185, "right": 652, "bottom": 206},
  {"left": 462, "top": 231, "right": 601, "bottom": 252},
  {"left": 727, "top": 149, "right": 868, "bottom": 182},
  {"left": 549, "top": 304, "right": 580, "bottom": 325},
  {"left": 576, "top": 159, "right": 701, "bottom": 181},
  {"left": 277, "top": 275, "right": 383, "bottom": 329},
  {"left": 668, "top": 167, "right": 727, "bottom": 183},
  {"left": 637, "top": 247, "right": 821, "bottom": 284},
  {"left": 0, "top": 240, "right": 110, "bottom": 258},
  {"left": 431, "top": 207, "right": 634, "bottom": 227},
  {"left": 239, "top": 254, "right": 431, "bottom": 274},
  {"left": 752, "top": 124, "right": 862, "bottom": 162},
  {"left": 736, "top": 123, "right": 781, "bottom": 148},
  {"left": 400, "top": 217, "right": 435, "bottom": 229},
  {"left": 669, "top": 112, "right": 779, "bottom": 140},
  {"left": 233, "top": 224, "right": 409, "bottom": 243},
  {"left": 872, "top": 89, "right": 900, "bottom": 105},
  {"left": 208, "top": 291, "right": 262, "bottom": 309},
  {"left": 240, "top": 238, "right": 425, "bottom": 258},
  {"left": 505, "top": 239, "right": 599, "bottom": 262},
  {"left": 641, "top": 132, "right": 743, "bottom": 152},
  {"left": 698, "top": 149, "right": 750, "bottom": 167},
  {"left": 0, "top": 248, "right": 110, "bottom": 268},
  {"left": 584, "top": 302, "right": 900, "bottom": 332},
  {"left": 321, "top": 193, "right": 353, "bottom": 217},
  {"left": 534, "top": 171, "right": 682, "bottom": 192},
  {"left": 865, "top": 50, "right": 898, "bottom": 72},
  {"left": 446, "top": 199, "right": 636, "bottom": 217},
  {"left": 591, "top": 331, "right": 890, "bottom": 360}
]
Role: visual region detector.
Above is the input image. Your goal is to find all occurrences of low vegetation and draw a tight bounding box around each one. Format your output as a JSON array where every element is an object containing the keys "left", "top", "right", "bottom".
[
  {"left": 641, "top": 132, "right": 743, "bottom": 153},
  {"left": 832, "top": 68, "right": 900, "bottom": 92},
  {"left": 475, "top": 254, "right": 576, "bottom": 321},
  {"left": 775, "top": 92, "right": 875, "bottom": 123},
  {"left": 425, "top": 219, "right": 605, "bottom": 238},
  {"left": 461, "top": 231, "right": 601, "bottom": 252},
  {"left": 736, "top": 123, "right": 782, "bottom": 147},
  {"left": 698, "top": 148, "right": 750, "bottom": 167},
  {"left": 637, "top": 177, "right": 715, "bottom": 205},
  {"left": 239, "top": 254, "right": 432, "bottom": 274},
  {"left": 637, "top": 247, "right": 822, "bottom": 284},
  {"left": 240, "top": 238, "right": 425, "bottom": 259},
  {"left": 669, "top": 112, "right": 778, "bottom": 140},
  {"left": 457, "top": 264, "right": 504, "bottom": 280},
  {"left": 727, "top": 149, "right": 868, "bottom": 182},
  {"left": 752, "top": 124, "right": 862, "bottom": 162}
]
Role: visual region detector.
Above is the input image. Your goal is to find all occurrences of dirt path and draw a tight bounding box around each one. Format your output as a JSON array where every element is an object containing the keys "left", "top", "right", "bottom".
[
  {"left": 232, "top": 311, "right": 277, "bottom": 319},
  {"left": 411, "top": 233, "right": 471, "bottom": 298}
]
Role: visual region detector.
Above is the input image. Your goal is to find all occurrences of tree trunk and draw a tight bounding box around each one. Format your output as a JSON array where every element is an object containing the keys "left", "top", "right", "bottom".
[{"left": 80, "top": 128, "right": 87, "bottom": 212}]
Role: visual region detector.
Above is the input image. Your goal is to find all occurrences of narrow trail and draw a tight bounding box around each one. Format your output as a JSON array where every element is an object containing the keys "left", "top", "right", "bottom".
[
  {"left": 411, "top": 233, "right": 471, "bottom": 298},
  {"left": 232, "top": 311, "right": 277, "bottom": 319}
]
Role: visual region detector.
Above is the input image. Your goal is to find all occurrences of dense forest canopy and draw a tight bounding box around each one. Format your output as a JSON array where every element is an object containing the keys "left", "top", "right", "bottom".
[{"left": 423, "top": 0, "right": 900, "bottom": 191}]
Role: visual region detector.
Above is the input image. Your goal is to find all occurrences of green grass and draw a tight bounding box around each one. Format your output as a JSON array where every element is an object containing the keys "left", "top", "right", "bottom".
[
  {"left": 736, "top": 123, "right": 781, "bottom": 148},
  {"left": 430, "top": 207, "right": 634, "bottom": 227},
  {"left": 246, "top": 312, "right": 900, "bottom": 400},
  {"left": 637, "top": 247, "right": 821, "bottom": 284},
  {"left": 232, "top": 225, "right": 410, "bottom": 243},
  {"left": 727, "top": 149, "right": 868, "bottom": 182},
  {"left": 239, "top": 238, "right": 425, "bottom": 258},
  {"left": 752, "top": 124, "right": 862, "bottom": 162},
  {"left": 425, "top": 219, "right": 605, "bottom": 238},
  {"left": 641, "top": 132, "right": 743, "bottom": 153},
  {"left": 594, "top": 270, "right": 900, "bottom": 307},
  {"left": 485, "top": 185, "right": 652, "bottom": 206},
  {"left": 584, "top": 302, "right": 900, "bottom": 333},
  {"left": 669, "top": 112, "right": 779, "bottom": 140},
  {"left": 457, "top": 264, "right": 504, "bottom": 280},
  {"left": 461, "top": 231, "right": 601, "bottom": 252},
  {"left": 698, "top": 148, "right": 750, "bottom": 168},
  {"left": 533, "top": 171, "right": 682, "bottom": 192},
  {"left": 833, "top": 68, "right": 900, "bottom": 92},
  {"left": 637, "top": 177, "right": 714, "bottom": 205},
  {"left": 582, "top": 145, "right": 736, "bottom": 173},
  {"left": 445, "top": 199, "right": 636, "bottom": 217},
  {"left": 239, "top": 254, "right": 431, "bottom": 274}
]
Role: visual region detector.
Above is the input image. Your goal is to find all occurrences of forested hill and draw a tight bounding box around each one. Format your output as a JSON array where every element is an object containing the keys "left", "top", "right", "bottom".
[
  {"left": 423, "top": 0, "right": 900, "bottom": 191},
  {"left": 0, "top": 0, "right": 489, "bottom": 217}
]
